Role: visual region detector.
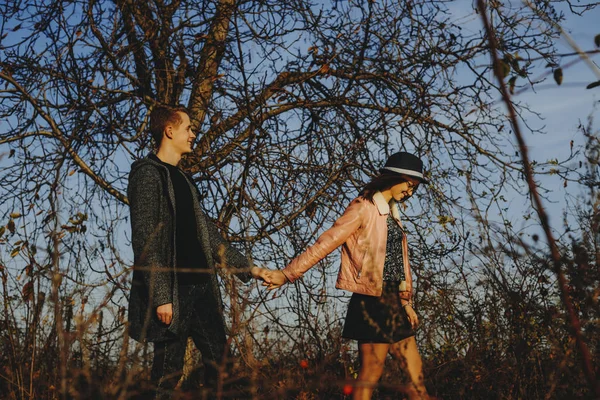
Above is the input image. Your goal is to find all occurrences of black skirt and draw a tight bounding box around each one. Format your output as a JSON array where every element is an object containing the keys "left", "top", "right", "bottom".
[{"left": 342, "top": 281, "right": 414, "bottom": 343}]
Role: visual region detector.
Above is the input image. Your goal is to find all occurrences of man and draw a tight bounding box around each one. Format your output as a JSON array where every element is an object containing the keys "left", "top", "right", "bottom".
[{"left": 127, "top": 105, "right": 266, "bottom": 398}]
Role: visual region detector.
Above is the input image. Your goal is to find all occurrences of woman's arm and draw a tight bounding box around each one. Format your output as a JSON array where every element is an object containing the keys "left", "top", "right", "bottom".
[{"left": 281, "top": 198, "right": 365, "bottom": 283}]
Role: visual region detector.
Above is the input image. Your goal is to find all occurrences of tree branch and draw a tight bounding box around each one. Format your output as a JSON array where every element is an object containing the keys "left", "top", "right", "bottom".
[
  {"left": 187, "top": 0, "right": 236, "bottom": 131},
  {"left": 0, "top": 70, "right": 128, "bottom": 204},
  {"left": 477, "top": 0, "right": 599, "bottom": 396}
]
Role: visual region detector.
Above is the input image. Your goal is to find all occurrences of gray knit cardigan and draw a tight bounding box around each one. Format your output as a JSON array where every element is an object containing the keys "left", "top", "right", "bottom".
[{"left": 127, "top": 156, "right": 252, "bottom": 342}]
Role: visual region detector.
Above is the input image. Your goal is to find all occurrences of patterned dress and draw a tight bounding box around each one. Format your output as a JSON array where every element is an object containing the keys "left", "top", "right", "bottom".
[{"left": 342, "top": 215, "right": 414, "bottom": 343}]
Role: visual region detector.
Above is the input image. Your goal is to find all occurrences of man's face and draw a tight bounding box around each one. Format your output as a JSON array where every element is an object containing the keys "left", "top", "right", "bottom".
[{"left": 167, "top": 112, "right": 195, "bottom": 155}]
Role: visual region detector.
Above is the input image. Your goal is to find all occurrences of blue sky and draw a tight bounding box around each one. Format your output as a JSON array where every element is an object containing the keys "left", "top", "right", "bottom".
[
  {"left": 445, "top": 1, "right": 599, "bottom": 234},
  {"left": 513, "top": 5, "right": 599, "bottom": 233}
]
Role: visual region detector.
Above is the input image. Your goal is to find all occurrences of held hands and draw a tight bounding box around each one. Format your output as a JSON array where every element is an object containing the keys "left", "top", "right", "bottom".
[
  {"left": 250, "top": 266, "right": 288, "bottom": 290},
  {"left": 156, "top": 303, "right": 173, "bottom": 325}
]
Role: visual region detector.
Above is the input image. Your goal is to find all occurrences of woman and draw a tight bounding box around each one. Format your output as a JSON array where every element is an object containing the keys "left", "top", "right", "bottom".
[{"left": 260, "top": 152, "right": 431, "bottom": 400}]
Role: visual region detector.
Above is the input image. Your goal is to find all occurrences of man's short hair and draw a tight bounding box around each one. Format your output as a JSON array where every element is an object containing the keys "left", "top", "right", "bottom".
[{"left": 149, "top": 105, "right": 189, "bottom": 146}]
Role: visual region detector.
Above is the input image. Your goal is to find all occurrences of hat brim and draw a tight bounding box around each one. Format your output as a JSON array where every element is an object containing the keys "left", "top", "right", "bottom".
[{"left": 379, "top": 168, "right": 429, "bottom": 185}]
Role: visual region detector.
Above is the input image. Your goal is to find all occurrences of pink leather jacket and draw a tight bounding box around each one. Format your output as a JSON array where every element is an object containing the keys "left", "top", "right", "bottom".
[{"left": 282, "top": 191, "right": 413, "bottom": 303}]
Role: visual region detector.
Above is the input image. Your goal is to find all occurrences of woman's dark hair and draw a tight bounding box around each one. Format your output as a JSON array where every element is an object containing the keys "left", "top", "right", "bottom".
[{"left": 360, "top": 172, "right": 409, "bottom": 201}]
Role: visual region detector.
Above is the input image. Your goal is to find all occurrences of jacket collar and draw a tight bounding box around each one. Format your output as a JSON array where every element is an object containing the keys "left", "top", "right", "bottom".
[
  {"left": 373, "top": 191, "right": 390, "bottom": 215},
  {"left": 372, "top": 191, "right": 402, "bottom": 223}
]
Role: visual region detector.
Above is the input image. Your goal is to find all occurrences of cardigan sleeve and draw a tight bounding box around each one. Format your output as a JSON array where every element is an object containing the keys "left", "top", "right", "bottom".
[
  {"left": 203, "top": 214, "right": 253, "bottom": 283},
  {"left": 128, "top": 165, "right": 173, "bottom": 308}
]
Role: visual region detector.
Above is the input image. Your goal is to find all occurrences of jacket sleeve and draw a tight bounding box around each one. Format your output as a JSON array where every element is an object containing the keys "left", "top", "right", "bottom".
[
  {"left": 391, "top": 204, "right": 413, "bottom": 304},
  {"left": 282, "top": 199, "right": 365, "bottom": 282},
  {"left": 205, "top": 217, "right": 253, "bottom": 283},
  {"left": 128, "top": 166, "right": 173, "bottom": 308},
  {"left": 398, "top": 232, "right": 413, "bottom": 304}
]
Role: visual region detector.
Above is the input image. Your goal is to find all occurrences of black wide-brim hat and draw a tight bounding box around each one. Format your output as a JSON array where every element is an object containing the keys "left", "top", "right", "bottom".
[{"left": 379, "top": 152, "right": 429, "bottom": 184}]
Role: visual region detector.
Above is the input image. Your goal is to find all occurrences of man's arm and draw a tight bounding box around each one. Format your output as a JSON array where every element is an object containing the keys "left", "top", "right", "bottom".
[{"left": 204, "top": 217, "right": 253, "bottom": 283}]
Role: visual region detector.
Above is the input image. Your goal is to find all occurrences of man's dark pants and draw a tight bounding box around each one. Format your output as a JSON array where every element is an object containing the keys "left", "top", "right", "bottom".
[{"left": 151, "top": 283, "right": 226, "bottom": 398}]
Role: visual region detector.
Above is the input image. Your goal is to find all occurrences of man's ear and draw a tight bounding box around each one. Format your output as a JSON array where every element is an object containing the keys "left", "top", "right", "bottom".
[{"left": 163, "top": 125, "right": 173, "bottom": 140}]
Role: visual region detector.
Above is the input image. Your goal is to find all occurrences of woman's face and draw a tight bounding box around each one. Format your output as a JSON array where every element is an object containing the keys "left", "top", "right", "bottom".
[{"left": 390, "top": 177, "right": 421, "bottom": 202}]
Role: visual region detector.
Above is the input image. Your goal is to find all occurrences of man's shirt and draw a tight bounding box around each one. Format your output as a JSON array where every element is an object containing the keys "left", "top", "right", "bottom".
[{"left": 150, "top": 154, "right": 209, "bottom": 285}]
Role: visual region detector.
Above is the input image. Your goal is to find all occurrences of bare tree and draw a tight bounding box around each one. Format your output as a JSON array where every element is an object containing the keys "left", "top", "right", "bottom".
[{"left": 0, "top": 0, "right": 598, "bottom": 398}]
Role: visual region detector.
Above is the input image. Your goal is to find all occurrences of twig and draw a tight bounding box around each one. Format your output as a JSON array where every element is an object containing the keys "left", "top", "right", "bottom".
[{"left": 476, "top": 0, "right": 599, "bottom": 396}]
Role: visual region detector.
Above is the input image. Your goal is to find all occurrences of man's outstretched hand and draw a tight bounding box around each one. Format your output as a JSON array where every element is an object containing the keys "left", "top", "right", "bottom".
[{"left": 251, "top": 266, "right": 271, "bottom": 282}]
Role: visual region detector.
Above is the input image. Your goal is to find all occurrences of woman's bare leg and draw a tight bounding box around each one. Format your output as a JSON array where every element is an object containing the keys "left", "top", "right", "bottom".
[
  {"left": 353, "top": 342, "right": 390, "bottom": 400},
  {"left": 389, "top": 336, "right": 429, "bottom": 399}
]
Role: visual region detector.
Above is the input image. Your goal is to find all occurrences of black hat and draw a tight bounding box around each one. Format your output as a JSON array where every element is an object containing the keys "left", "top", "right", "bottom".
[{"left": 380, "top": 152, "right": 429, "bottom": 184}]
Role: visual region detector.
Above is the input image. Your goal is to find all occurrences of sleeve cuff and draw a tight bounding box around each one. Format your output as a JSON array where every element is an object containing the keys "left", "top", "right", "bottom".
[
  {"left": 152, "top": 292, "right": 173, "bottom": 308},
  {"left": 281, "top": 269, "right": 294, "bottom": 283}
]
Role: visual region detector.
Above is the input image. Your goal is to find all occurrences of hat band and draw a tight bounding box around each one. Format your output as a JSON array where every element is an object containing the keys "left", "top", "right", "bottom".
[{"left": 382, "top": 166, "right": 424, "bottom": 179}]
